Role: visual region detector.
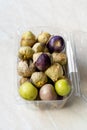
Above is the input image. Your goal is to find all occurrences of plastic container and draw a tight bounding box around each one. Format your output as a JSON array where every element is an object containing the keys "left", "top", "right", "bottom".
[
  {"left": 73, "top": 31, "right": 87, "bottom": 102},
  {"left": 15, "top": 26, "right": 84, "bottom": 109}
]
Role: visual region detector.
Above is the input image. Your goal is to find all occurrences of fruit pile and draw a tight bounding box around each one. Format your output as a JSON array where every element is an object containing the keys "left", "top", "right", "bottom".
[{"left": 17, "top": 31, "right": 71, "bottom": 100}]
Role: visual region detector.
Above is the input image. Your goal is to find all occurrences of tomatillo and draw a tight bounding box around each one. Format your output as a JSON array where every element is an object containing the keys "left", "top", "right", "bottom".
[{"left": 55, "top": 79, "right": 71, "bottom": 96}]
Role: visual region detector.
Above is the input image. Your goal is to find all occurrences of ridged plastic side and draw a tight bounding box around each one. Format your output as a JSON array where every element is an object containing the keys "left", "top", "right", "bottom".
[
  {"left": 73, "top": 31, "right": 87, "bottom": 102},
  {"left": 66, "top": 33, "right": 80, "bottom": 97}
]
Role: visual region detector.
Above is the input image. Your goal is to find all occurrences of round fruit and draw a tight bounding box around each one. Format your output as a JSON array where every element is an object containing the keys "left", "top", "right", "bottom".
[
  {"left": 39, "top": 84, "right": 57, "bottom": 100},
  {"left": 52, "top": 52, "right": 67, "bottom": 65},
  {"left": 35, "top": 53, "right": 51, "bottom": 71},
  {"left": 55, "top": 79, "right": 71, "bottom": 96},
  {"left": 38, "top": 32, "right": 51, "bottom": 44},
  {"left": 19, "top": 81, "right": 38, "bottom": 100},
  {"left": 45, "top": 63, "right": 63, "bottom": 82},
  {"left": 31, "top": 72, "right": 48, "bottom": 87},
  {"left": 17, "top": 60, "right": 35, "bottom": 77},
  {"left": 47, "top": 36, "right": 65, "bottom": 53},
  {"left": 20, "top": 31, "right": 36, "bottom": 47},
  {"left": 18, "top": 46, "right": 34, "bottom": 60},
  {"left": 32, "top": 42, "right": 45, "bottom": 53}
]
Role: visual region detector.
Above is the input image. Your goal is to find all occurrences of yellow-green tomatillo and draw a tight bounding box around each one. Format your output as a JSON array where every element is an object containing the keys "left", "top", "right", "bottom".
[
  {"left": 55, "top": 79, "right": 71, "bottom": 96},
  {"left": 19, "top": 81, "right": 38, "bottom": 100}
]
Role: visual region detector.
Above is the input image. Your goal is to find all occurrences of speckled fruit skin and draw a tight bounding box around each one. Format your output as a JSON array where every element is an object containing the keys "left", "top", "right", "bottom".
[
  {"left": 19, "top": 81, "right": 38, "bottom": 100},
  {"left": 39, "top": 84, "right": 57, "bottom": 100},
  {"left": 55, "top": 79, "right": 71, "bottom": 96}
]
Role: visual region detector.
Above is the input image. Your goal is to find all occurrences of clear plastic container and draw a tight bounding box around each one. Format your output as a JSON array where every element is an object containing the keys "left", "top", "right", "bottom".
[
  {"left": 73, "top": 31, "right": 87, "bottom": 102},
  {"left": 15, "top": 26, "right": 83, "bottom": 109}
]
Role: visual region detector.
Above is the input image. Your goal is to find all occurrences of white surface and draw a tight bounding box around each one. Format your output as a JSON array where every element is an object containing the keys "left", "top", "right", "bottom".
[{"left": 0, "top": 0, "right": 87, "bottom": 130}]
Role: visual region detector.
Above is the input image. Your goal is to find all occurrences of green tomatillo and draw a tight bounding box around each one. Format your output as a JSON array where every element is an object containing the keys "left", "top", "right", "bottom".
[
  {"left": 19, "top": 81, "right": 38, "bottom": 100},
  {"left": 55, "top": 79, "right": 71, "bottom": 96}
]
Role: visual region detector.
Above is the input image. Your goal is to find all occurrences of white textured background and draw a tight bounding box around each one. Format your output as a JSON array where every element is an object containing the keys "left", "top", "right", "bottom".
[{"left": 0, "top": 0, "right": 87, "bottom": 130}]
